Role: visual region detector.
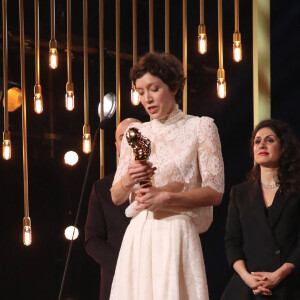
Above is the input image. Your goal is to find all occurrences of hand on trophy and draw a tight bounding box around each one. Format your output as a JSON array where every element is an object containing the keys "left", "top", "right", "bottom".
[{"left": 126, "top": 160, "right": 155, "bottom": 187}]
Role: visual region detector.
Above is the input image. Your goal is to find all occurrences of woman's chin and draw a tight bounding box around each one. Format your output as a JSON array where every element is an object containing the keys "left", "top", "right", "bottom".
[
  {"left": 148, "top": 111, "right": 160, "bottom": 119},
  {"left": 258, "top": 162, "right": 279, "bottom": 169}
]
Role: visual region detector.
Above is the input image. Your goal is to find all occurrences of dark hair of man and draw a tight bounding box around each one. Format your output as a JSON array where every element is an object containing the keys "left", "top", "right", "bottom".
[
  {"left": 130, "top": 52, "right": 185, "bottom": 104},
  {"left": 248, "top": 119, "right": 300, "bottom": 196}
]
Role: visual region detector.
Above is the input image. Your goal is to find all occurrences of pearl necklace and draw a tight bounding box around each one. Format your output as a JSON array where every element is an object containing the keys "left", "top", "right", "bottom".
[{"left": 261, "top": 182, "right": 278, "bottom": 189}]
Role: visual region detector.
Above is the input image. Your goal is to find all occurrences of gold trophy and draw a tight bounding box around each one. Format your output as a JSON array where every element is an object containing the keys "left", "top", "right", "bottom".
[{"left": 126, "top": 127, "right": 151, "bottom": 185}]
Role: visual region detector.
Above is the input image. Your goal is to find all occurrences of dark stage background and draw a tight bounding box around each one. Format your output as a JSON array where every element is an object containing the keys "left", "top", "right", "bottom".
[{"left": 0, "top": 1, "right": 299, "bottom": 299}]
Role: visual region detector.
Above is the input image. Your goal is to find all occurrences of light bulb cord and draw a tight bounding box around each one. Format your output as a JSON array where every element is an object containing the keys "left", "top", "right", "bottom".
[{"left": 57, "top": 123, "right": 101, "bottom": 300}]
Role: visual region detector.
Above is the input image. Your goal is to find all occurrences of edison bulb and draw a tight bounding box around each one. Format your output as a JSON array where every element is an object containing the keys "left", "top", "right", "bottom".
[
  {"left": 49, "top": 48, "right": 58, "bottom": 69},
  {"left": 131, "top": 87, "right": 140, "bottom": 106},
  {"left": 23, "top": 226, "right": 32, "bottom": 246},
  {"left": 65, "top": 91, "right": 74, "bottom": 111},
  {"left": 83, "top": 133, "right": 91, "bottom": 154},
  {"left": 3, "top": 139, "right": 11, "bottom": 160},
  {"left": 233, "top": 42, "right": 242, "bottom": 62},
  {"left": 34, "top": 93, "right": 43, "bottom": 114},
  {"left": 217, "top": 79, "right": 226, "bottom": 99},
  {"left": 198, "top": 34, "right": 207, "bottom": 54}
]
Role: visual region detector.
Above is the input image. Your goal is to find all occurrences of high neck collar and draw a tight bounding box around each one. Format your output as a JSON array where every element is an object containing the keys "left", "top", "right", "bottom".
[{"left": 152, "top": 105, "right": 184, "bottom": 126}]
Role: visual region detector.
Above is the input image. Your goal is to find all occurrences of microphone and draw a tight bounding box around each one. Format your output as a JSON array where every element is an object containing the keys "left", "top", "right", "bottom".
[{"left": 97, "top": 92, "right": 116, "bottom": 129}]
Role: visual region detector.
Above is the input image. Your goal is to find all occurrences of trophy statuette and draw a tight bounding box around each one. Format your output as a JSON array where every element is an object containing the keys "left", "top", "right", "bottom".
[{"left": 126, "top": 127, "right": 151, "bottom": 185}]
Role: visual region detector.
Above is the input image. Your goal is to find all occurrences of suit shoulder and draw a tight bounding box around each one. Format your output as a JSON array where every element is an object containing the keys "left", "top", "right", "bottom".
[
  {"left": 230, "top": 180, "right": 254, "bottom": 198},
  {"left": 93, "top": 173, "right": 115, "bottom": 190},
  {"left": 232, "top": 180, "right": 253, "bottom": 190}
]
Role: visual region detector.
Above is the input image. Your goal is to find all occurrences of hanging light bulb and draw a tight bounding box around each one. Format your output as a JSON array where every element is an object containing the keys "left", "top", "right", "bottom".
[
  {"left": 217, "top": 79, "right": 226, "bottom": 98},
  {"left": 23, "top": 226, "right": 32, "bottom": 246},
  {"left": 34, "top": 94, "right": 43, "bottom": 114},
  {"left": 49, "top": 41, "right": 58, "bottom": 69},
  {"left": 233, "top": 0, "right": 242, "bottom": 62},
  {"left": 65, "top": 82, "right": 74, "bottom": 111},
  {"left": 65, "top": 91, "right": 74, "bottom": 111},
  {"left": 83, "top": 125, "right": 91, "bottom": 154},
  {"left": 217, "top": 0, "right": 226, "bottom": 99},
  {"left": 198, "top": 27, "right": 207, "bottom": 54},
  {"left": 233, "top": 32, "right": 242, "bottom": 62},
  {"left": 2, "top": 0, "right": 11, "bottom": 161},
  {"left": 34, "top": 84, "right": 43, "bottom": 114},
  {"left": 131, "top": 0, "right": 139, "bottom": 106},
  {"left": 131, "top": 86, "right": 140, "bottom": 106},
  {"left": 3, "top": 139, "right": 11, "bottom": 160},
  {"left": 82, "top": 0, "right": 91, "bottom": 155},
  {"left": 65, "top": 0, "right": 74, "bottom": 111},
  {"left": 49, "top": 0, "right": 58, "bottom": 69},
  {"left": 20, "top": 0, "right": 32, "bottom": 248},
  {"left": 23, "top": 217, "right": 32, "bottom": 246},
  {"left": 198, "top": 0, "right": 207, "bottom": 54},
  {"left": 34, "top": 0, "right": 43, "bottom": 114},
  {"left": 83, "top": 134, "right": 91, "bottom": 153},
  {"left": 217, "top": 68, "right": 226, "bottom": 99},
  {"left": 3, "top": 132, "right": 11, "bottom": 160}
]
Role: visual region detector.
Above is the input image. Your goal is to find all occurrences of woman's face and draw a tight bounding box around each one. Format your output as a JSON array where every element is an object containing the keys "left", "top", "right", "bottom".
[
  {"left": 253, "top": 127, "right": 283, "bottom": 168},
  {"left": 135, "top": 73, "right": 177, "bottom": 119}
]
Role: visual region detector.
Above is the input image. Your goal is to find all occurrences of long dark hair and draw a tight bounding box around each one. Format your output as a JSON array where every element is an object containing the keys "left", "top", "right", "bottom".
[{"left": 248, "top": 119, "right": 300, "bottom": 196}]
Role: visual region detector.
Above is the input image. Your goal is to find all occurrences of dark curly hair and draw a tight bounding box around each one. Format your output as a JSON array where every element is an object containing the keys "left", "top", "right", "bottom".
[
  {"left": 130, "top": 52, "right": 185, "bottom": 104},
  {"left": 248, "top": 119, "right": 300, "bottom": 196}
]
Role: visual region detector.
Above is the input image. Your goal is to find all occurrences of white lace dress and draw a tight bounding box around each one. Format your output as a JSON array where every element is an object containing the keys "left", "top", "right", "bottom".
[{"left": 110, "top": 106, "right": 224, "bottom": 300}]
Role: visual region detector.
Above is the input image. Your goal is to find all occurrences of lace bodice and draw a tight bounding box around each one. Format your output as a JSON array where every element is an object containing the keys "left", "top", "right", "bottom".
[
  {"left": 114, "top": 106, "right": 224, "bottom": 191},
  {"left": 113, "top": 106, "right": 224, "bottom": 232}
]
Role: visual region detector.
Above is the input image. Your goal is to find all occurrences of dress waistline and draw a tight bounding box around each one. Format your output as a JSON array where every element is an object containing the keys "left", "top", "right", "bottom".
[{"left": 144, "top": 209, "right": 192, "bottom": 221}]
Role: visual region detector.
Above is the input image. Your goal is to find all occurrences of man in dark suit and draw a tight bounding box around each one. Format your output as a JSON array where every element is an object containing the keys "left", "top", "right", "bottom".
[{"left": 85, "top": 118, "right": 141, "bottom": 300}]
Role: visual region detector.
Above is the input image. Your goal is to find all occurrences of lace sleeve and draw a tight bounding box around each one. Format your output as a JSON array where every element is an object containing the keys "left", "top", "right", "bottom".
[
  {"left": 197, "top": 117, "right": 224, "bottom": 193},
  {"left": 112, "top": 122, "right": 142, "bottom": 186}
]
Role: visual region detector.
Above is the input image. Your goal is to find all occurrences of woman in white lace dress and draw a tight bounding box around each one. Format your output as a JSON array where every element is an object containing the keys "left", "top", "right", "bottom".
[{"left": 110, "top": 52, "right": 224, "bottom": 300}]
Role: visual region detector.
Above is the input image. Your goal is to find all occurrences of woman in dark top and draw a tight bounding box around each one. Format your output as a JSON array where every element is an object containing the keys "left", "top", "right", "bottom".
[{"left": 222, "top": 119, "right": 300, "bottom": 299}]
